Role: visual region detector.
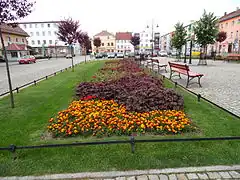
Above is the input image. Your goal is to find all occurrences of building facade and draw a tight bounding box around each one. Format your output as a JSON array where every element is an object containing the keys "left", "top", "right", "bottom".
[
  {"left": 139, "top": 30, "right": 152, "bottom": 53},
  {"left": 92, "top": 30, "right": 115, "bottom": 53},
  {"left": 115, "top": 32, "right": 134, "bottom": 53},
  {"left": 0, "top": 24, "right": 29, "bottom": 61},
  {"left": 19, "top": 21, "right": 81, "bottom": 57},
  {"left": 217, "top": 8, "right": 240, "bottom": 54}
]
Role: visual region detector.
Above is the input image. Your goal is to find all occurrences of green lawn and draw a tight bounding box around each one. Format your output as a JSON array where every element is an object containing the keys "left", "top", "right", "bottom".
[{"left": 0, "top": 61, "right": 239, "bottom": 177}]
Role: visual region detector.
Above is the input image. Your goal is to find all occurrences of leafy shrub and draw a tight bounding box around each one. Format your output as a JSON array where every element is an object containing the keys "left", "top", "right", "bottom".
[{"left": 76, "top": 74, "right": 183, "bottom": 112}]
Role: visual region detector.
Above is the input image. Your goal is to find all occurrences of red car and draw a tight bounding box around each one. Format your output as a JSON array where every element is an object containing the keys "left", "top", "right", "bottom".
[{"left": 18, "top": 55, "right": 36, "bottom": 64}]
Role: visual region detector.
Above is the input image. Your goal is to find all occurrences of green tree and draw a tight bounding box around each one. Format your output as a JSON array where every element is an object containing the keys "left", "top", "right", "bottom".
[
  {"left": 171, "top": 22, "right": 187, "bottom": 59},
  {"left": 194, "top": 10, "right": 218, "bottom": 60}
]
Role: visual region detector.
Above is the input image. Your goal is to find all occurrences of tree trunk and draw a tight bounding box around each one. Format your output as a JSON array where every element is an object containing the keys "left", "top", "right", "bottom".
[
  {"left": 84, "top": 48, "right": 87, "bottom": 63},
  {"left": 0, "top": 27, "right": 14, "bottom": 108}
]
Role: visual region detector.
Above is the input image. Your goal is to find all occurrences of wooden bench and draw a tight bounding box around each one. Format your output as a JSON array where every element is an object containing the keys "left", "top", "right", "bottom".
[
  {"left": 226, "top": 54, "right": 240, "bottom": 62},
  {"left": 169, "top": 62, "right": 204, "bottom": 88},
  {"left": 150, "top": 59, "right": 167, "bottom": 73}
]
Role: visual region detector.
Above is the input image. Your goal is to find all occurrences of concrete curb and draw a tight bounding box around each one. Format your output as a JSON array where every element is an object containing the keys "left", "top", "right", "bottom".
[{"left": 1, "top": 165, "right": 240, "bottom": 180}]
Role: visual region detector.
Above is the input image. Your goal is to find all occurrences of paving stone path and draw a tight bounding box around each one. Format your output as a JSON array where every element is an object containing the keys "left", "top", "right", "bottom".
[
  {"left": 143, "top": 58, "right": 240, "bottom": 117},
  {"left": 1, "top": 165, "right": 240, "bottom": 179}
]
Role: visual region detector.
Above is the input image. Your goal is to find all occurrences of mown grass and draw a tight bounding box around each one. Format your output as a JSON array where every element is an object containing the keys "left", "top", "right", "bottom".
[{"left": 0, "top": 60, "right": 239, "bottom": 177}]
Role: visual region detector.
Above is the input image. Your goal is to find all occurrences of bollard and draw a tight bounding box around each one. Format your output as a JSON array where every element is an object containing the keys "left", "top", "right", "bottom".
[
  {"left": 9, "top": 144, "right": 17, "bottom": 160},
  {"left": 16, "top": 87, "right": 19, "bottom": 93},
  {"left": 197, "top": 94, "right": 201, "bottom": 102},
  {"left": 130, "top": 136, "right": 135, "bottom": 153},
  {"left": 34, "top": 80, "right": 36, "bottom": 86}
]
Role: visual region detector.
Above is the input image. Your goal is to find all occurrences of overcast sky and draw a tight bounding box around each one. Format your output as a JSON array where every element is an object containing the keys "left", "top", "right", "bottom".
[{"left": 21, "top": 0, "right": 240, "bottom": 37}]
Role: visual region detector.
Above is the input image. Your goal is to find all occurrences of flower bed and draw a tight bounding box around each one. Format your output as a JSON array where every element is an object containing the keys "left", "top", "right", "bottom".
[
  {"left": 48, "top": 59, "right": 195, "bottom": 137},
  {"left": 48, "top": 98, "right": 193, "bottom": 137}
]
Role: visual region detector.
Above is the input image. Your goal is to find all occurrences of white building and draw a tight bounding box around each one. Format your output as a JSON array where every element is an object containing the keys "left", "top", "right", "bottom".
[
  {"left": 115, "top": 32, "right": 134, "bottom": 53},
  {"left": 139, "top": 28, "right": 160, "bottom": 54},
  {"left": 19, "top": 21, "right": 81, "bottom": 57}
]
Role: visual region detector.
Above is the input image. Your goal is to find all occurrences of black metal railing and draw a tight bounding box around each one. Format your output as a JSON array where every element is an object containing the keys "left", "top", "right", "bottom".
[{"left": 0, "top": 136, "right": 240, "bottom": 159}]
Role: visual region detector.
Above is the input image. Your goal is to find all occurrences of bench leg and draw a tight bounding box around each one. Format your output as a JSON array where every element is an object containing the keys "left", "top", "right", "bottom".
[
  {"left": 169, "top": 70, "right": 172, "bottom": 79},
  {"left": 158, "top": 66, "right": 160, "bottom": 74},
  {"left": 165, "top": 66, "right": 167, "bottom": 73},
  {"left": 186, "top": 76, "right": 190, "bottom": 88},
  {"left": 198, "top": 76, "right": 202, "bottom": 88},
  {"left": 179, "top": 73, "right": 181, "bottom": 79}
]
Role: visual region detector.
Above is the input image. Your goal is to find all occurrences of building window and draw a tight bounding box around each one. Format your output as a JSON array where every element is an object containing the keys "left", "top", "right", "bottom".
[
  {"left": 43, "top": 40, "right": 46, "bottom": 44},
  {"left": 16, "top": 38, "right": 18, "bottom": 42},
  {"left": 141, "top": 34, "right": 143, "bottom": 37},
  {"left": 32, "top": 40, "right": 35, "bottom": 45},
  {"left": 30, "top": 32, "right": 34, "bottom": 36},
  {"left": 54, "top": 31, "right": 57, "bottom": 35},
  {"left": 225, "top": 23, "right": 228, "bottom": 28},
  {"left": 111, "top": 42, "right": 113, "bottom": 46},
  {"left": 37, "top": 40, "right": 40, "bottom": 45},
  {"left": 47, "top": 24, "right": 50, "bottom": 28},
  {"left": 48, "top": 31, "right": 51, "bottom": 36},
  {"left": 232, "top": 21, "right": 235, "bottom": 26},
  {"left": 145, "top": 39, "right": 148, "bottom": 42},
  {"left": 42, "top": 31, "right": 45, "bottom": 36},
  {"left": 101, "top": 43, "right": 104, "bottom": 46},
  {"left": 11, "top": 52, "right": 18, "bottom": 58},
  {"left": 146, "top": 44, "right": 148, "bottom": 47},
  {"left": 107, "top": 36, "right": 109, "bottom": 39},
  {"left": 29, "top": 24, "right": 32, "bottom": 28},
  {"left": 111, "top": 49, "right": 114, "bottom": 52},
  {"left": 22, "top": 38, "right": 24, "bottom": 43},
  {"left": 108, "top": 43, "right": 110, "bottom": 46},
  {"left": 146, "top": 34, "right": 148, "bottom": 37},
  {"left": 121, "top": 45, "right": 123, "bottom": 48},
  {"left": 24, "top": 24, "right": 27, "bottom": 28},
  {"left": 54, "top": 23, "right": 58, "bottom": 28},
  {"left": 49, "top": 40, "right": 52, "bottom": 44},
  {"left": 231, "top": 32, "right": 233, "bottom": 38},
  {"left": 236, "top": 31, "right": 239, "bottom": 38},
  {"left": 41, "top": 23, "right": 44, "bottom": 28},
  {"left": 35, "top": 24, "right": 38, "bottom": 28}
]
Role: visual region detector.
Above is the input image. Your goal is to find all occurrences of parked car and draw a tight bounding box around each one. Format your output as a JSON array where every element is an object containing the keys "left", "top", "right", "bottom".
[
  {"left": 128, "top": 52, "right": 135, "bottom": 57},
  {"left": 116, "top": 52, "right": 124, "bottom": 58},
  {"left": 150, "top": 53, "right": 158, "bottom": 57},
  {"left": 65, "top": 54, "right": 73, "bottom": 59},
  {"left": 95, "top": 53, "right": 103, "bottom": 59},
  {"left": 18, "top": 55, "right": 36, "bottom": 64},
  {"left": 107, "top": 52, "right": 115, "bottom": 58},
  {"left": 159, "top": 51, "right": 168, "bottom": 57},
  {"left": 102, "top": 52, "right": 108, "bottom": 58}
]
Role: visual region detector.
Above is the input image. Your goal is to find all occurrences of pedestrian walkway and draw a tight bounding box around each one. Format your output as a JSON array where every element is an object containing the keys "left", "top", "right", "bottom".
[
  {"left": 143, "top": 58, "right": 240, "bottom": 117},
  {"left": 1, "top": 165, "right": 240, "bottom": 179}
]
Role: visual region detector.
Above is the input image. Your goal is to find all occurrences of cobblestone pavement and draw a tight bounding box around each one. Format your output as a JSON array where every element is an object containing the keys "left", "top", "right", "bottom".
[
  {"left": 143, "top": 57, "right": 240, "bottom": 117},
  {"left": 0, "top": 56, "right": 91, "bottom": 95},
  {"left": 1, "top": 165, "right": 240, "bottom": 179}
]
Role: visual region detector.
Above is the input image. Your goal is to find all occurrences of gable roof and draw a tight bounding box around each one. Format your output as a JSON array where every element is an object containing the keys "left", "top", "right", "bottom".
[
  {"left": 219, "top": 9, "right": 240, "bottom": 22},
  {"left": 94, "top": 30, "right": 114, "bottom": 37},
  {"left": 0, "top": 24, "right": 29, "bottom": 37},
  {"left": 116, "top": 32, "right": 132, "bottom": 40}
]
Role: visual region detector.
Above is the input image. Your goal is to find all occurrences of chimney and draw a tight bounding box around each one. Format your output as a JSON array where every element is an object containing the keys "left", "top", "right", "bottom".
[{"left": 224, "top": 12, "right": 227, "bottom": 16}]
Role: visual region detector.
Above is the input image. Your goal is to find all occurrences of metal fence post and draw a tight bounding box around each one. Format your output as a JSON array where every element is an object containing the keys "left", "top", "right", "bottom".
[
  {"left": 16, "top": 87, "right": 19, "bottom": 93},
  {"left": 34, "top": 80, "right": 36, "bottom": 86},
  {"left": 175, "top": 82, "right": 178, "bottom": 89},
  {"left": 197, "top": 94, "right": 201, "bottom": 102},
  {"left": 130, "top": 136, "right": 135, "bottom": 153},
  {"left": 9, "top": 144, "right": 17, "bottom": 160}
]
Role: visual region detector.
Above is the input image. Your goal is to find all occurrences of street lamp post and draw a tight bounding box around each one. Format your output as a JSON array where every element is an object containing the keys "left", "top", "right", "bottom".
[{"left": 147, "top": 19, "right": 159, "bottom": 56}]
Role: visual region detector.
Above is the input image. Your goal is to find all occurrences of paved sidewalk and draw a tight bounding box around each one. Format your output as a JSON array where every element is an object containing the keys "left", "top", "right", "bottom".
[
  {"left": 142, "top": 58, "right": 240, "bottom": 117},
  {"left": 1, "top": 165, "right": 240, "bottom": 179}
]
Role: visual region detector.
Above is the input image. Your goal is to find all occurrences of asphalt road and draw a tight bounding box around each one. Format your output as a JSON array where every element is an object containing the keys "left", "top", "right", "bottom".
[{"left": 0, "top": 55, "right": 90, "bottom": 94}]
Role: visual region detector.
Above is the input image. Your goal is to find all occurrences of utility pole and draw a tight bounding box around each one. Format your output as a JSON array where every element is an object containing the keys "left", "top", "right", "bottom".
[{"left": 147, "top": 19, "right": 159, "bottom": 57}]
